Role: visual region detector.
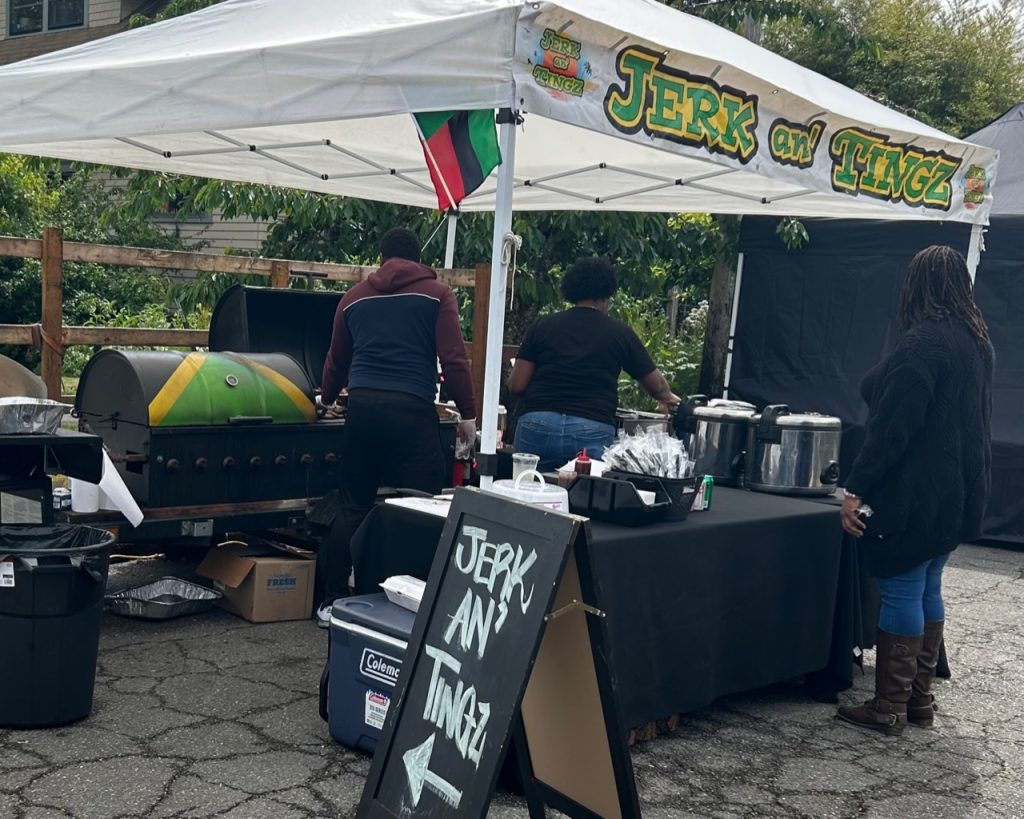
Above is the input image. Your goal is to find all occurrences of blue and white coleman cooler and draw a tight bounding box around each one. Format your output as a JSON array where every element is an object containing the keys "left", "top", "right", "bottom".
[{"left": 322, "top": 593, "right": 416, "bottom": 753}]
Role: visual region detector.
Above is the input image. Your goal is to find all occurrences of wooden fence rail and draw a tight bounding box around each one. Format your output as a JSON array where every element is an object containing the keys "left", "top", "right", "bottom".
[
  {"left": 1, "top": 229, "right": 513, "bottom": 406},
  {"left": 0, "top": 325, "right": 210, "bottom": 347}
]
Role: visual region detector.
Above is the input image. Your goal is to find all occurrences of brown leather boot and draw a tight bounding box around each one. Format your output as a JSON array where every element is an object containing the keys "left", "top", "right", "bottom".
[
  {"left": 837, "top": 629, "right": 923, "bottom": 737},
  {"left": 907, "top": 620, "right": 944, "bottom": 727}
]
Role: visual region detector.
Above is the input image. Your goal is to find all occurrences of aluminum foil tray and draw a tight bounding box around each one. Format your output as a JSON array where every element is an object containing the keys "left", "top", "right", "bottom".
[
  {"left": 0, "top": 397, "right": 69, "bottom": 435},
  {"left": 105, "top": 576, "right": 222, "bottom": 620}
]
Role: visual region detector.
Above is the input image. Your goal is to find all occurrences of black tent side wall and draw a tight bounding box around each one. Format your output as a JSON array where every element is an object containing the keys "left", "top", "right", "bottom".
[
  {"left": 731, "top": 217, "right": 970, "bottom": 482},
  {"left": 732, "top": 216, "right": 1024, "bottom": 542},
  {"left": 973, "top": 217, "right": 1024, "bottom": 541}
]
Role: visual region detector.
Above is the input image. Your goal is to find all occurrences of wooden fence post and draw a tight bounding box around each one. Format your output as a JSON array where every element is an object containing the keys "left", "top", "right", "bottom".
[
  {"left": 667, "top": 286, "right": 680, "bottom": 337},
  {"left": 40, "top": 227, "right": 64, "bottom": 400},
  {"left": 471, "top": 262, "right": 491, "bottom": 419},
  {"left": 270, "top": 260, "right": 289, "bottom": 289}
]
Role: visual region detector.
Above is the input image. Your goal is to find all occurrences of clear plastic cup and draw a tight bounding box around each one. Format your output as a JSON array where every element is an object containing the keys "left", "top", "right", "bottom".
[{"left": 512, "top": 453, "right": 540, "bottom": 480}]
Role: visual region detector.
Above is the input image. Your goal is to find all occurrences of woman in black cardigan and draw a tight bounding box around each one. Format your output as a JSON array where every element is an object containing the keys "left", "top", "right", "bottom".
[{"left": 837, "top": 245, "right": 993, "bottom": 737}]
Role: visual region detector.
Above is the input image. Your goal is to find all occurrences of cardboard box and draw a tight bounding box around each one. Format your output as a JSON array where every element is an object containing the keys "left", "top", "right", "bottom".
[{"left": 196, "top": 539, "right": 315, "bottom": 623}]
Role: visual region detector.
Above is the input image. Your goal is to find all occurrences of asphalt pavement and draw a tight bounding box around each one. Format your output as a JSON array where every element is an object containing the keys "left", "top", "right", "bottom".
[{"left": 1, "top": 541, "right": 1022, "bottom": 819}]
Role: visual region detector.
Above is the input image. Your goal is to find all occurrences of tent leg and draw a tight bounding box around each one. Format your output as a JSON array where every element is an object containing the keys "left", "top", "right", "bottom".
[
  {"left": 444, "top": 210, "right": 458, "bottom": 269},
  {"left": 479, "top": 112, "right": 518, "bottom": 490},
  {"left": 966, "top": 223, "right": 984, "bottom": 284},
  {"left": 722, "top": 252, "right": 744, "bottom": 399}
]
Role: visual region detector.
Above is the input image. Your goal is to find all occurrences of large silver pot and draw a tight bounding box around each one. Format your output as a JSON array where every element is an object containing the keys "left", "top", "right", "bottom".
[
  {"left": 745, "top": 405, "right": 841, "bottom": 496},
  {"left": 674, "top": 396, "right": 756, "bottom": 487}
]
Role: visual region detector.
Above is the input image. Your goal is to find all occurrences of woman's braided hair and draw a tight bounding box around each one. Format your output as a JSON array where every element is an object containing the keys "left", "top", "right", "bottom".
[{"left": 898, "top": 245, "right": 990, "bottom": 346}]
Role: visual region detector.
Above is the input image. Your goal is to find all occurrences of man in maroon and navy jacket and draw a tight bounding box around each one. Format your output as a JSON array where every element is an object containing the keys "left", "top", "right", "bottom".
[{"left": 316, "top": 227, "right": 476, "bottom": 624}]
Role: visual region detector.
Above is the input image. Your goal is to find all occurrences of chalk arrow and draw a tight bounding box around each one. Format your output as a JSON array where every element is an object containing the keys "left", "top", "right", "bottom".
[{"left": 403, "top": 733, "right": 463, "bottom": 810}]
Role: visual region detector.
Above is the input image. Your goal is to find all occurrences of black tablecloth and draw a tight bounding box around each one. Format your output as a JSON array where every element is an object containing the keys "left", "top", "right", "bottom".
[
  {"left": 350, "top": 487, "right": 861, "bottom": 727},
  {"left": 799, "top": 494, "right": 879, "bottom": 656}
]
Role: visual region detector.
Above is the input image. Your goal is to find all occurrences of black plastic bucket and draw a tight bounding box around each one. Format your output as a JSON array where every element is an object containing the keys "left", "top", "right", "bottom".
[
  {"left": 0, "top": 525, "right": 116, "bottom": 728},
  {"left": 604, "top": 470, "right": 697, "bottom": 522}
]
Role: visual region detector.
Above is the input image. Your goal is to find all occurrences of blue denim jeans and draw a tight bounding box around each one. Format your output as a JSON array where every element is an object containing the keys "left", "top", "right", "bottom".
[
  {"left": 514, "top": 411, "right": 616, "bottom": 471},
  {"left": 877, "top": 554, "right": 949, "bottom": 636}
]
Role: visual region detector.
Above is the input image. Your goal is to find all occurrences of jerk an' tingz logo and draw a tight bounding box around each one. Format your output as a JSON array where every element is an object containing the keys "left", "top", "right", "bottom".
[
  {"left": 604, "top": 45, "right": 758, "bottom": 163},
  {"left": 532, "top": 28, "right": 588, "bottom": 97},
  {"left": 769, "top": 118, "right": 825, "bottom": 168},
  {"left": 828, "top": 127, "right": 962, "bottom": 210}
]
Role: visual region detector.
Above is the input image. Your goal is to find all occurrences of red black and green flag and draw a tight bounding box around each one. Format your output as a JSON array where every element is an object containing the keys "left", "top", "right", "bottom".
[{"left": 414, "top": 110, "right": 501, "bottom": 211}]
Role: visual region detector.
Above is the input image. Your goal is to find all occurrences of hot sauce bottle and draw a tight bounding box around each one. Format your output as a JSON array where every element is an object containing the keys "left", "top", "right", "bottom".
[{"left": 574, "top": 448, "right": 592, "bottom": 476}]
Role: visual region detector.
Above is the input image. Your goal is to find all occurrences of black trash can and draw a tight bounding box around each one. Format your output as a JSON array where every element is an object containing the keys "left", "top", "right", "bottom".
[{"left": 0, "top": 524, "right": 116, "bottom": 728}]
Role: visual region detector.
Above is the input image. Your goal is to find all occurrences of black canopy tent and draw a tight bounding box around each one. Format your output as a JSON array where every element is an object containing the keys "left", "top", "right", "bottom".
[{"left": 729, "top": 102, "right": 1024, "bottom": 543}]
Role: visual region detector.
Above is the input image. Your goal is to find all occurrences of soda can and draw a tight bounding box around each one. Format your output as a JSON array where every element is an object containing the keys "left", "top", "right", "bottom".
[
  {"left": 52, "top": 487, "right": 72, "bottom": 510},
  {"left": 702, "top": 475, "right": 714, "bottom": 510}
]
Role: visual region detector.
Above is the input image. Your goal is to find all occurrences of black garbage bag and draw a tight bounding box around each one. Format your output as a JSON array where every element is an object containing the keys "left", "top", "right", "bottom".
[{"left": 1, "top": 523, "right": 115, "bottom": 553}]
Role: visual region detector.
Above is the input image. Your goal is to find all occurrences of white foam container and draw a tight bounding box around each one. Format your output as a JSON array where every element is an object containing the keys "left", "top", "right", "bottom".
[{"left": 380, "top": 575, "right": 426, "bottom": 613}]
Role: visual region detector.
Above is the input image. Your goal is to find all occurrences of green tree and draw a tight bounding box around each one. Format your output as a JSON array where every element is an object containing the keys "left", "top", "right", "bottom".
[
  {"left": 0, "top": 159, "right": 200, "bottom": 377},
  {"left": 129, "top": 0, "right": 226, "bottom": 27},
  {"left": 112, "top": 170, "right": 722, "bottom": 341},
  {"left": 760, "top": 0, "right": 1024, "bottom": 136},
  {"left": 614, "top": 296, "right": 708, "bottom": 409}
]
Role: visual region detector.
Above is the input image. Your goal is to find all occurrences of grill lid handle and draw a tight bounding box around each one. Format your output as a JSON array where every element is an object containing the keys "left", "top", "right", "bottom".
[{"left": 227, "top": 416, "right": 274, "bottom": 425}]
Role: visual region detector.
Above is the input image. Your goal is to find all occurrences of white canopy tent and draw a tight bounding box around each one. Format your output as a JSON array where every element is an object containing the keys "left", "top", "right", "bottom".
[{"left": 0, "top": 0, "right": 999, "bottom": 480}]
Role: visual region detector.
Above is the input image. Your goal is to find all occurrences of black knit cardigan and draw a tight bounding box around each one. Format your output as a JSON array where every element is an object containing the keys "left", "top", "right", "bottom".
[{"left": 845, "top": 317, "right": 993, "bottom": 578}]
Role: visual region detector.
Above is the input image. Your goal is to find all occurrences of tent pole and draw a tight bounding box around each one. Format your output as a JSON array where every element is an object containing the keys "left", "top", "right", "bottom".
[
  {"left": 478, "top": 111, "right": 518, "bottom": 490},
  {"left": 722, "top": 252, "right": 744, "bottom": 399},
  {"left": 444, "top": 210, "right": 458, "bottom": 269},
  {"left": 966, "top": 223, "right": 984, "bottom": 284}
]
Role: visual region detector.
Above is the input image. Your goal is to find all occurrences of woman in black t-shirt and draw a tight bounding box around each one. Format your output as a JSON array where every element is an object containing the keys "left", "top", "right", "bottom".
[{"left": 507, "top": 257, "right": 680, "bottom": 470}]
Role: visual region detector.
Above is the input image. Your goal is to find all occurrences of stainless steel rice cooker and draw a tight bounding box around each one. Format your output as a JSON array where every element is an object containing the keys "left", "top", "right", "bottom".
[
  {"left": 745, "top": 404, "right": 841, "bottom": 496},
  {"left": 673, "top": 395, "right": 757, "bottom": 487}
]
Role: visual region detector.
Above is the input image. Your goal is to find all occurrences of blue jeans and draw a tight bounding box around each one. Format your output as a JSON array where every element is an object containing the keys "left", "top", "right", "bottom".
[
  {"left": 514, "top": 411, "right": 616, "bottom": 472},
  {"left": 877, "top": 555, "right": 949, "bottom": 636}
]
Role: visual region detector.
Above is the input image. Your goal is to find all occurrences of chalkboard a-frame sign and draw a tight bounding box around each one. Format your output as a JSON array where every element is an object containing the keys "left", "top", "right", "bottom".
[{"left": 358, "top": 487, "right": 639, "bottom": 819}]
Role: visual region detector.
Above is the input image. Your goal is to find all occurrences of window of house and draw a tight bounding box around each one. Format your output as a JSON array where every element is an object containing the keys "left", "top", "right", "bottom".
[{"left": 8, "top": 0, "right": 85, "bottom": 36}]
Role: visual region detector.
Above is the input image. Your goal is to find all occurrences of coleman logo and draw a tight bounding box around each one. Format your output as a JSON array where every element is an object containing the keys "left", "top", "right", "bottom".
[
  {"left": 360, "top": 648, "right": 403, "bottom": 687},
  {"left": 604, "top": 45, "right": 758, "bottom": 163},
  {"left": 828, "top": 127, "right": 961, "bottom": 210},
  {"left": 267, "top": 576, "right": 297, "bottom": 588}
]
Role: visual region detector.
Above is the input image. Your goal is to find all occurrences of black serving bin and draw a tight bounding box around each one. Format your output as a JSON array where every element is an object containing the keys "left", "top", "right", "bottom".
[{"left": 569, "top": 471, "right": 696, "bottom": 526}]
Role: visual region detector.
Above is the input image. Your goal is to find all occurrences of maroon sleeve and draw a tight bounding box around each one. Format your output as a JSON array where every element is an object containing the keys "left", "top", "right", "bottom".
[
  {"left": 321, "top": 299, "right": 352, "bottom": 404},
  {"left": 435, "top": 288, "right": 477, "bottom": 419}
]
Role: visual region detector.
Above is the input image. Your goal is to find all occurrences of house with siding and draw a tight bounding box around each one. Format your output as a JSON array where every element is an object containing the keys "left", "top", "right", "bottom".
[
  {"left": 155, "top": 203, "right": 273, "bottom": 255},
  {"left": 1, "top": 1, "right": 274, "bottom": 255},
  {"left": 0, "top": 1, "right": 169, "bottom": 65}
]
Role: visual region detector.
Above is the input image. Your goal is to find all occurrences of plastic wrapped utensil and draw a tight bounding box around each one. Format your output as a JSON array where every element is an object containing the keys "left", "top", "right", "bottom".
[{"left": 602, "top": 427, "right": 693, "bottom": 479}]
